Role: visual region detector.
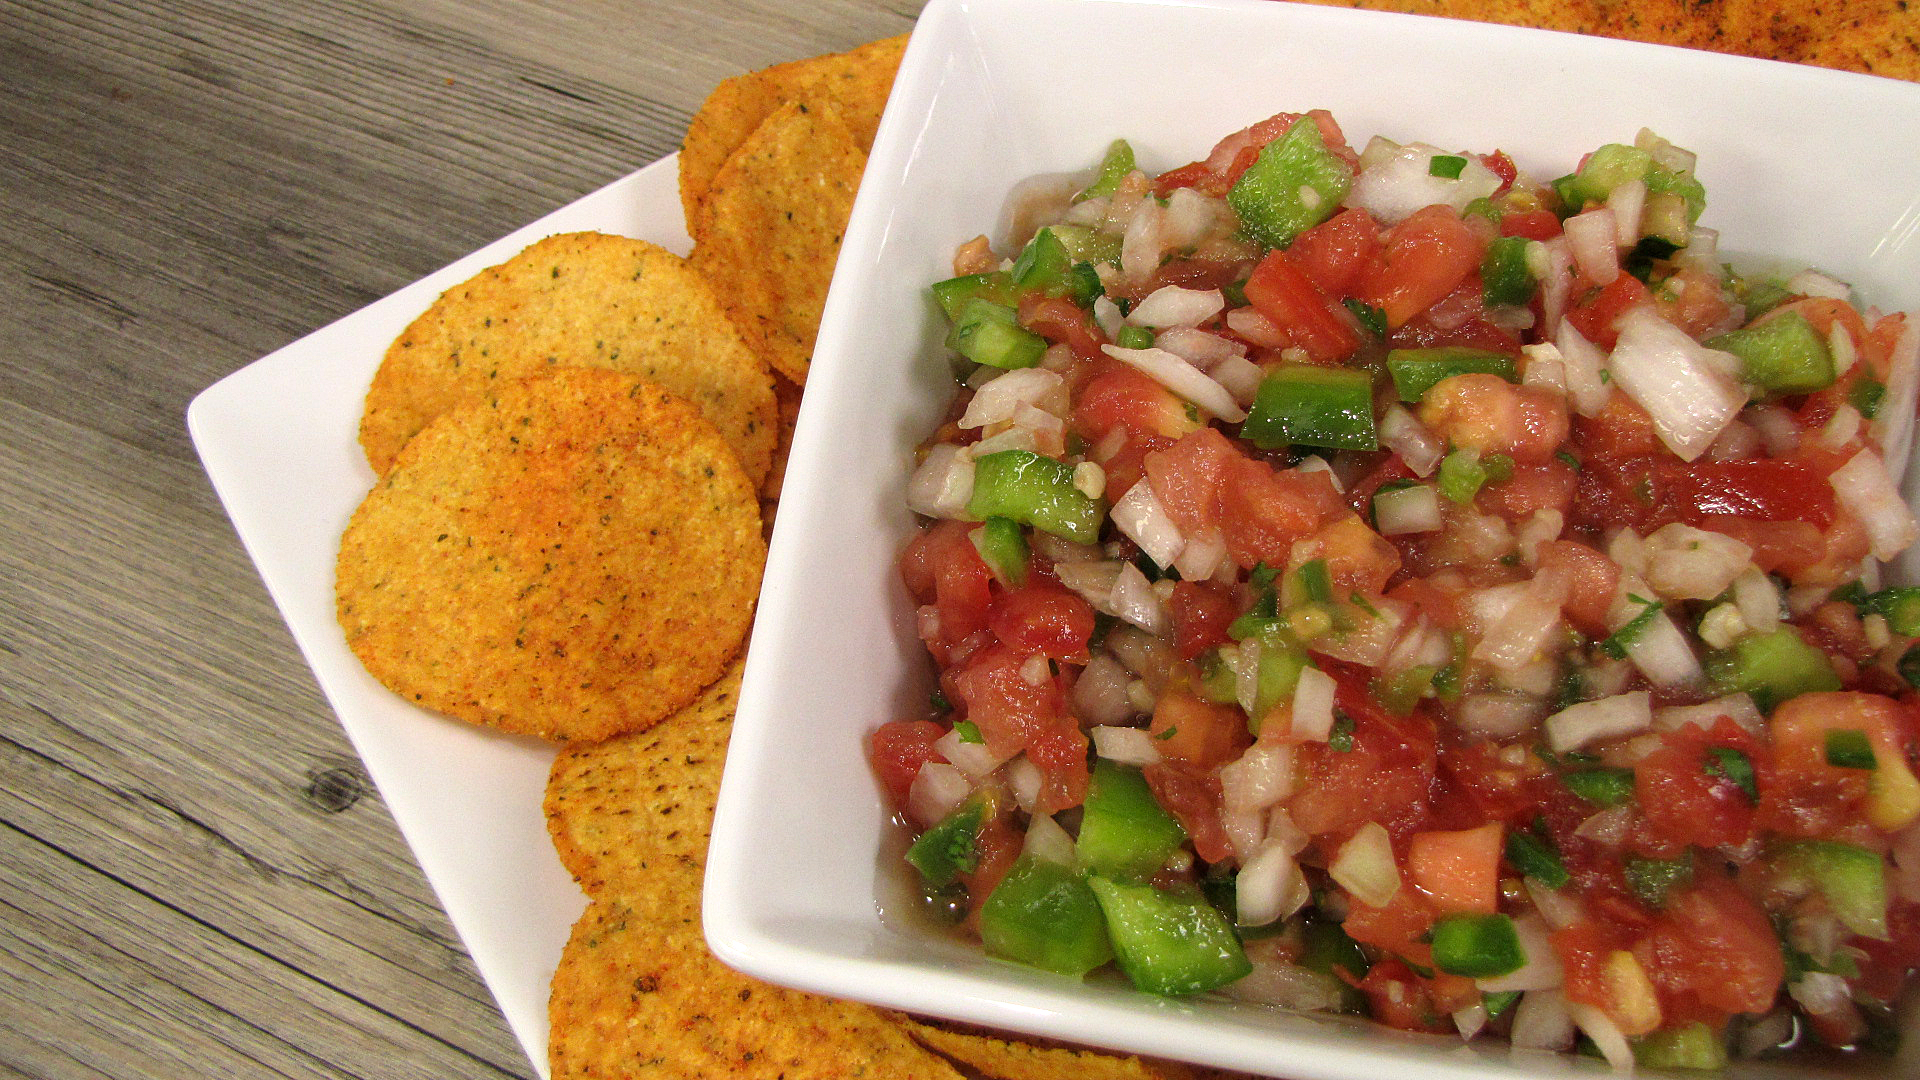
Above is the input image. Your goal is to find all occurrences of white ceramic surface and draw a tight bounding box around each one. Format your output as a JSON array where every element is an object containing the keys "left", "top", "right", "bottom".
[
  {"left": 187, "top": 156, "right": 694, "bottom": 1078},
  {"left": 706, "top": 1, "right": 1920, "bottom": 1077}
]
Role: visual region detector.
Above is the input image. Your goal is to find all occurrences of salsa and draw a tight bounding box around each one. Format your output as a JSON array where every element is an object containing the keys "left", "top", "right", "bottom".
[{"left": 873, "top": 110, "right": 1920, "bottom": 1068}]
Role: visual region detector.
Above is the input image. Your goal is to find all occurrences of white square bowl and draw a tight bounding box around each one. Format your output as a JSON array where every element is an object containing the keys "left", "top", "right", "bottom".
[{"left": 705, "top": 1, "right": 1920, "bottom": 1076}]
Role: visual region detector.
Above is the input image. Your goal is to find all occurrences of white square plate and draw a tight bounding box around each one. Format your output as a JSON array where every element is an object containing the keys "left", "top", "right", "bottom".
[
  {"left": 706, "top": 1, "right": 1920, "bottom": 1077},
  {"left": 187, "top": 155, "right": 693, "bottom": 1076}
]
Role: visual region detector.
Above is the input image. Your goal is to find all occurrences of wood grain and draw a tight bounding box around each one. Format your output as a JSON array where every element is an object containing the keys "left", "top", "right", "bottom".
[{"left": 1, "top": 1, "right": 1910, "bottom": 1078}]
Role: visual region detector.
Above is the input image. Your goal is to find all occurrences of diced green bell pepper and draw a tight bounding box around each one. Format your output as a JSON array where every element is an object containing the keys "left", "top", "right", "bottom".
[
  {"left": 970, "top": 516, "right": 1029, "bottom": 587},
  {"left": 1049, "top": 223, "right": 1124, "bottom": 266},
  {"left": 1227, "top": 117, "right": 1354, "bottom": 250},
  {"left": 1624, "top": 855, "right": 1693, "bottom": 908},
  {"left": 1481, "top": 237, "right": 1537, "bottom": 308},
  {"left": 1241, "top": 364, "right": 1377, "bottom": 451},
  {"left": 906, "top": 790, "right": 992, "bottom": 889},
  {"left": 1632, "top": 1022, "right": 1729, "bottom": 1070},
  {"left": 931, "top": 271, "right": 1016, "bottom": 321},
  {"left": 1011, "top": 228, "right": 1072, "bottom": 293},
  {"left": 1553, "top": 142, "right": 1706, "bottom": 224},
  {"left": 1430, "top": 913, "right": 1526, "bottom": 978},
  {"left": 1863, "top": 586, "right": 1920, "bottom": 636},
  {"left": 1221, "top": 618, "right": 1309, "bottom": 726},
  {"left": 1372, "top": 664, "right": 1437, "bottom": 717},
  {"left": 1707, "top": 311, "right": 1835, "bottom": 396},
  {"left": 1826, "top": 729, "right": 1879, "bottom": 771},
  {"left": 1388, "top": 347, "right": 1518, "bottom": 403},
  {"left": 980, "top": 853, "right": 1114, "bottom": 977},
  {"left": 1703, "top": 626, "right": 1842, "bottom": 712},
  {"left": 1562, "top": 766, "right": 1637, "bottom": 807},
  {"left": 1076, "top": 139, "right": 1136, "bottom": 202},
  {"left": 947, "top": 299, "right": 1048, "bottom": 370},
  {"left": 1114, "top": 325, "right": 1156, "bottom": 349},
  {"left": 1437, "top": 448, "right": 1490, "bottom": 504},
  {"left": 1774, "top": 839, "right": 1890, "bottom": 939},
  {"left": 1505, "top": 827, "right": 1571, "bottom": 889},
  {"left": 967, "top": 449, "right": 1105, "bottom": 545},
  {"left": 1087, "top": 876, "right": 1253, "bottom": 995},
  {"left": 1298, "top": 917, "right": 1371, "bottom": 1013},
  {"left": 1076, "top": 760, "right": 1187, "bottom": 880},
  {"left": 1851, "top": 377, "right": 1888, "bottom": 420}
]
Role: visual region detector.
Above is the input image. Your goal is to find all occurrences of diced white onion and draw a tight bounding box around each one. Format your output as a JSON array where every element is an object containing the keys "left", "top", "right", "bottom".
[
  {"left": 1154, "top": 327, "right": 1245, "bottom": 370},
  {"left": 1553, "top": 321, "right": 1612, "bottom": 417},
  {"left": 1655, "top": 693, "right": 1762, "bottom": 734},
  {"left": 1536, "top": 236, "right": 1575, "bottom": 340},
  {"left": 1528, "top": 881, "right": 1585, "bottom": 929},
  {"left": 1455, "top": 692, "right": 1549, "bottom": 741},
  {"left": 1636, "top": 128, "right": 1697, "bottom": 174},
  {"left": 1308, "top": 596, "right": 1409, "bottom": 668},
  {"left": 1290, "top": 666, "right": 1337, "bottom": 741},
  {"left": 1221, "top": 954, "right": 1350, "bottom": 1011},
  {"left": 1172, "top": 527, "right": 1228, "bottom": 582},
  {"left": 1732, "top": 568, "right": 1782, "bottom": 632},
  {"left": 1056, "top": 559, "right": 1124, "bottom": 607},
  {"left": 1220, "top": 743, "right": 1297, "bottom": 819},
  {"left": 1091, "top": 724, "right": 1163, "bottom": 767},
  {"left": 1119, "top": 197, "right": 1168, "bottom": 283},
  {"left": 1544, "top": 690, "right": 1652, "bottom": 753},
  {"left": 1870, "top": 320, "right": 1919, "bottom": 483},
  {"left": 1071, "top": 653, "right": 1136, "bottom": 727},
  {"left": 1236, "top": 841, "right": 1310, "bottom": 927},
  {"left": 1092, "top": 295, "right": 1124, "bottom": 339},
  {"left": 1161, "top": 186, "right": 1216, "bottom": 250},
  {"left": 1102, "top": 344, "right": 1247, "bottom": 422},
  {"left": 1128, "top": 285, "right": 1225, "bottom": 329},
  {"left": 1209, "top": 354, "right": 1265, "bottom": 407},
  {"left": 1477, "top": 914, "right": 1565, "bottom": 992},
  {"left": 1520, "top": 347, "right": 1568, "bottom": 396},
  {"left": 1378, "top": 404, "right": 1445, "bottom": 477},
  {"left": 1473, "top": 570, "right": 1569, "bottom": 671},
  {"left": 1348, "top": 142, "right": 1502, "bottom": 223},
  {"left": 906, "top": 761, "right": 971, "bottom": 828},
  {"left": 1110, "top": 480, "right": 1187, "bottom": 571},
  {"left": 1453, "top": 1003, "right": 1489, "bottom": 1042},
  {"left": 1329, "top": 821, "right": 1401, "bottom": 908},
  {"left": 1832, "top": 448, "right": 1920, "bottom": 561},
  {"left": 1225, "top": 304, "right": 1288, "bottom": 348},
  {"left": 1819, "top": 403, "right": 1863, "bottom": 450},
  {"left": 966, "top": 425, "right": 1040, "bottom": 459},
  {"left": 1787, "top": 268, "right": 1852, "bottom": 300},
  {"left": 1605, "top": 178, "right": 1646, "bottom": 248},
  {"left": 1608, "top": 583, "right": 1704, "bottom": 686},
  {"left": 905, "top": 444, "right": 975, "bottom": 519},
  {"left": 958, "top": 368, "right": 1065, "bottom": 429},
  {"left": 934, "top": 727, "right": 1010, "bottom": 781},
  {"left": 1110, "top": 561, "right": 1170, "bottom": 636},
  {"left": 1566, "top": 1001, "right": 1635, "bottom": 1071},
  {"left": 1511, "top": 990, "right": 1576, "bottom": 1052},
  {"left": 1607, "top": 307, "right": 1745, "bottom": 462},
  {"left": 1373, "top": 483, "right": 1443, "bottom": 535},
  {"left": 1575, "top": 804, "right": 1636, "bottom": 845},
  {"left": 1565, "top": 207, "right": 1621, "bottom": 286},
  {"left": 1643, "top": 522, "right": 1754, "bottom": 600},
  {"left": 1021, "top": 811, "right": 1077, "bottom": 865}
]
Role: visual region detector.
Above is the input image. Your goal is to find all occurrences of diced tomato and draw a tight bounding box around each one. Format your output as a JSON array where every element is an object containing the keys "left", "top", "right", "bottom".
[
  {"left": 1633, "top": 875, "right": 1785, "bottom": 1022},
  {"left": 1286, "top": 207, "right": 1383, "bottom": 298},
  {"left": 1347, "top": 455, "right": 1416, "bottom": 517},
  {"left": 1142, "top": 762, "right": 1235, "bottom": 864},
  {"left": 868, "top": 719, "right": 947, "bottom": 809},
  {"left": 1633, "top": 717, "right": 1767, "bottom": 853},
  {"left": 1534, "top": 539, "right": 1621, "bottom": 637},
  {"left": 988, "top": 576, "right": 1095, "bottom": 664},
  {"left": 1145, "top": 427, "right": 1343, "bottom": 568},
  {"left": 1154, "top": 109, "right": 1357, "bottom": 198},
  {"left": 1573, "top": 393, "right": 1664, "bottom": 461},
  {"left": 1856, "top": 899, "right": 1920, "bottom": 1002},
  {"left": 1151, "top": 160, "right": 1231, "bottom": 199},
  {"left": 1563, "top": 274, "right": 1652, "bottom": 350},
  {"left": 1242, "top": 249, "right": 1361, "bottom": 363},
  {"left": 945, "top": 642, "right": 1087, "bottom": 813},
  {"left": 1499, "top": 209, "right": 1562, "bottom": 240},
  {"left": 1168, "top": 579, "right": 1239, "bottom": 660},
  {"left": 1343, "top": 886, "right": 1437, "bottom": 967},
  {"left": 1481, "top": 150, "right": 1518, "bottom": 191},
  {"left": 900, "top": 519, "right": 994, "bottom": 664},
  {"left": 1553, "top": 919, "right": 1638, "bottom": 1013},
  {"left": 1418, "top": 374, "right": 1569, "bottom": 463},
  {"left": 1478, "top": 459, "right": 1577, "bottom": 521},
  {"left": 1762, "top": 691, "right": 1908, "bottom": 841},
  {"left": 1438, "top": 739, "right": 1548, "bottom": 826},
  {"left": 1348, "top": 957, "right": 1452, "bottom": 1034},
  {"left": 1356, "top": 204, "right": 1490, "bottom": 329},
  {"left": 1289, "top": 666, "right": 1438, "bottom": 844},
  {"left": 1653, "top": 266, "right": 1733, "bottom": 339},
  {"left": 958, "top": 812, "right": 1024, "bottom": 930},
  {"left": 1019, "top": 293, "right": 1106, "bottom": 362},
  {"left": 1406, "top": 822, "right": 1503, "bottom": 915},
  {"left": 1073, "top": 359, "right": 1202, "bottom": 444},
  {"left": 1573, "top": 458, "right": 1838, "bottom": 538},
  {"left": 1149, "top": 687, "right": 1252, "bottom": 772}
]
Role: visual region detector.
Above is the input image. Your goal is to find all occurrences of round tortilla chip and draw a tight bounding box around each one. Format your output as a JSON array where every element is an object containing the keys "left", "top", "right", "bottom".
[
  {"left": 358, "top": 231, "right": 776, "bottom": 485},
  {"left": 545, "top": 659, "right": 741, "bottom": 892},
  {"left": 678, "top": 34, "right": 907, "bottom": 228},
  {"left": 691, "top": 100, "right": 866, "bottom": 385},
  {"left": 337, "top": 368, "right": 763, "bottom": 743},
  {"left": 897, "top": 1017, "right": 1209, "bottom": 1080}
]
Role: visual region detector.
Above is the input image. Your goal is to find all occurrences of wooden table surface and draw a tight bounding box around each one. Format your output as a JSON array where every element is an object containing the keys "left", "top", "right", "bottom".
[{"left": 3, "top": 2, "right": 1912, "bottom": 1079}]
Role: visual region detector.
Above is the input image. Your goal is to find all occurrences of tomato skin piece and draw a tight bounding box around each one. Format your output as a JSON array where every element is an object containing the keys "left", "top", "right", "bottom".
[
  {"left": 901, "top": 519, "right": 995, "bottom": 664},
  {"left": 988, "top": 577, "right": 1096, "bottom": 664},
  {"left": 1356, "top": 204, "right": 1490, "bottom": 329},
  {"left": 1242, "top": 249, "right": 1361, "bottom": 363},
  {"left": 1634, "top": 876, "right": 1785, "bottom": 1022},
  {"left": 869, "top": 719, "right": 948, "bottom": 810},
  {"left": 1168, "top": 579, "right": 1238, "bottom": 660},
  {"left": 1633, "top": 717, "right": 1767, "bottom": 853},
  {"left": 1286, "top": 207, "right": 1383, "bottom": 298}
]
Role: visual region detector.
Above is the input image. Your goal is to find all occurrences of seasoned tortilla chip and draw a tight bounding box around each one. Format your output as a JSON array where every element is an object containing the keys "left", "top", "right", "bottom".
[
  {"left": 359, "top": 232, "right": 776, "bottom": 485},
  {"left": 1299, "top": 0, "right": 1917, "bottom": 81},
  {"left": 678, "top": 34, "right": 907, "bottom": 227},
  {"left": 336, "top": 369, "right": 763, "bottom": 743},
  {"left": 545, "top": 660, "right": 742, "bottom": 892},
  {"left": 898, "top": 1017, "right": 1207, "bottom": 1080},
  {"left": 691, "top": 101, "right": 866, "bottom": 384}
]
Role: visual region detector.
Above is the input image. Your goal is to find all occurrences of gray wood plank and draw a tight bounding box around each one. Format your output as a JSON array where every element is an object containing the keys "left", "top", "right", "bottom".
[{"left": 0, "top": 0, "right": 912, "bottom": 1076}]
